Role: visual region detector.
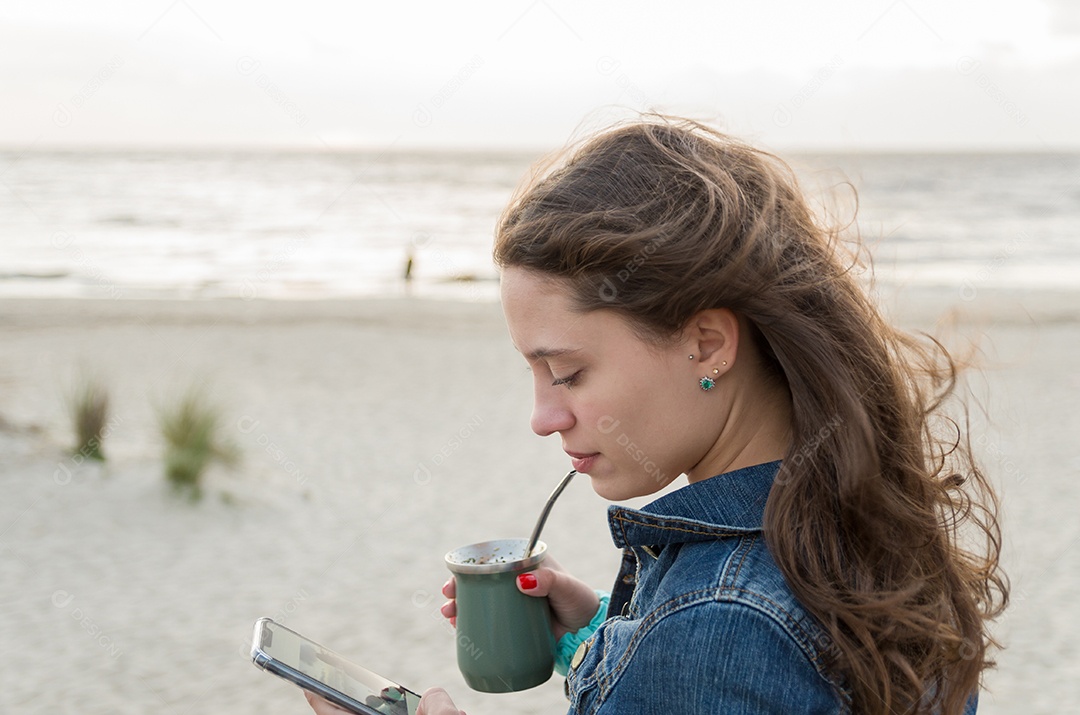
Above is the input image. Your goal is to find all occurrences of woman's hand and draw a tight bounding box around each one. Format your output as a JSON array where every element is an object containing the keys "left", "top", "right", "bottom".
[
  {"left": 439, "top": 556, "right": 600, "bottom": 639},
  {"left": 303, "top": 691, "right": 353, "bottom": 715},
  {"left": 305, "top": 688, "right": 464, "bottom": 715},
  {"left": 416, "top": 687, "right": 466, "bottom": 714}
]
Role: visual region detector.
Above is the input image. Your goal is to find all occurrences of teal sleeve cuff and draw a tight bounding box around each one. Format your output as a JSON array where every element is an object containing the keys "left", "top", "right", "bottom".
[{"left": 554, "top": 590, "right": 610, "bottom": 676}]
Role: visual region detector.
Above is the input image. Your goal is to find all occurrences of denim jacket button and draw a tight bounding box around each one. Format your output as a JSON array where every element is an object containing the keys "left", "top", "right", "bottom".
[{"left": 570, "top": 640, "right": 590, "bottom": 670}]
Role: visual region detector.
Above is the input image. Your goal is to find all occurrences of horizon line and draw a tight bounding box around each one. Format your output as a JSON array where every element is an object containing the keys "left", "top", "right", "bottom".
[{"left": 2, "top": 141, "right": 1078, "bottom": 156}]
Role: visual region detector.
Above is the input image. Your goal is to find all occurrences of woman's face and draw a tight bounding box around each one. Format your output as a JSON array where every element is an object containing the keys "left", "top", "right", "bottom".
[{"left": 500, "top": 267, "right": 729, "bottom": 501}]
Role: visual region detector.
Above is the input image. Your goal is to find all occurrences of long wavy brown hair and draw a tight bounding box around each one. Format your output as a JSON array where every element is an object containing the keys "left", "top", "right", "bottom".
[{"left": 493, "top": 116, "right": 1007, "bottom": 714}]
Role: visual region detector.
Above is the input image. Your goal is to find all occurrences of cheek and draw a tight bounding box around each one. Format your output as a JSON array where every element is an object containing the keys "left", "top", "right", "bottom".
[{"left": 592, "top": 365, "right": 699, "bottom": 468}]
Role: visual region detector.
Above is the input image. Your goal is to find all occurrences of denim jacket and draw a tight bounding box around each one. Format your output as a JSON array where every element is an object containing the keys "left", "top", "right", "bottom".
[
  {"left": 565, "top": 462, "right": 842, "bottom": 712},
  {"left": 565, "top": 464, "right": 980, "bottom": 715},
  {"left": 563, "top": 461, "right": 978, "bottom": 715}
]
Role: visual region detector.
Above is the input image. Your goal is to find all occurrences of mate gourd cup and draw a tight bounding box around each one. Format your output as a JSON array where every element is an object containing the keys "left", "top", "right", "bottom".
[{"left": 444, "top": 538, "right": 555, "bottom": 692}]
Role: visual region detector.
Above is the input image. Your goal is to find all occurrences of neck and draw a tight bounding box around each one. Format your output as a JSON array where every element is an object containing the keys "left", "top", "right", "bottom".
[{"left": 686, "top": 379, "right": 792, "bottom": 483}]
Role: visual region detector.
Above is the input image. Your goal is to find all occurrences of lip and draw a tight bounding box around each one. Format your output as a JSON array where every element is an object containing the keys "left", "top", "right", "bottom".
[{"left": 564, "top": 450, "right": 600, "bottom": 473}]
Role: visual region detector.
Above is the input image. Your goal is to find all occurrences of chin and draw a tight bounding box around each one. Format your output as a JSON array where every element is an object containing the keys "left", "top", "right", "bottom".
[
  {"left": 587, "top": 474, "right": 655, "bottom": 502},
  {"left": 586, "top": 461, "right": 681, "bottom": 501}
]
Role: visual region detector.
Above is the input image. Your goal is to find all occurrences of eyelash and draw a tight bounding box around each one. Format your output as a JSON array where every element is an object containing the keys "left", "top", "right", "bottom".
[{"left": 551, "top": 371, "right": 581, "bottom": 388}]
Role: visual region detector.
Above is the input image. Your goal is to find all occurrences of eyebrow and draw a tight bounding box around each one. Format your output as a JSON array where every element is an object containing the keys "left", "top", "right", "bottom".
[{"left": 524, "top": 347, "right": 582, "bottom": 361}]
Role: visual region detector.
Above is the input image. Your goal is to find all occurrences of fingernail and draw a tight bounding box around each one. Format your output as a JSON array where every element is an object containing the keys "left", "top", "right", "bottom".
[{"left": 517, "top": 573, "right": 538, "bottom": 590}]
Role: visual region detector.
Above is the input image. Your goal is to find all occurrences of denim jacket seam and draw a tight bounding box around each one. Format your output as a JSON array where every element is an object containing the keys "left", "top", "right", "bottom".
[
  {"left": 718, "top": 537, "right": 837, "bottom": 687},
  {"left": 715, "top": 585, "right": 845, "bottom": 695},
  {"left": 610, "top": 511, "right": 755, "bottom": 541},
  {"left": 722, "top": 532, "right": 757, "bottom": 587},
  {"left": 591, "top": 587, "right": 725, "bottom": 705},
  {"left": 630, "top": 549, "right": 643, "bottom": 615}
]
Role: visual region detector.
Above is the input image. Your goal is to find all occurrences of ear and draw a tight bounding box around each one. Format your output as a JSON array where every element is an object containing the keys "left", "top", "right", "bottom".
[{"left": 686, "top": 308, "right": 739, "bottom": 376}]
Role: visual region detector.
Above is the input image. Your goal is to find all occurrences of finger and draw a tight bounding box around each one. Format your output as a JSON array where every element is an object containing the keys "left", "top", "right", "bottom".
[
  {"left": 440, "top": 600, "right": 457, "bottom": 619},
  {"left": 543, "top": 554, "right": 566, "bottom": 573},
  {"left": 417, "top": 686, "right": 464, "bottom": 715},
  {"left": 304, "top": 691, "right": 353, "bottom": 715},
  {"left": 441, "top": 578, "right": 456, "bottom": 598},
  {"left": 514, "top": 566, "right": 558, "bottom": 597},
  {"left": 517, "top": 567, "right": 600, "bottom": 631}
]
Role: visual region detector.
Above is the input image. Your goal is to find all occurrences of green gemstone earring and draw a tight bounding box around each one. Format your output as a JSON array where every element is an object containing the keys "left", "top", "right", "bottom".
[{"left": 699, "top": 366, "right": 721, "bottom": 391}]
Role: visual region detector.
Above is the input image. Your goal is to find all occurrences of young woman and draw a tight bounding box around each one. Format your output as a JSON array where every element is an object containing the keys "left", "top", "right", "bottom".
[{"left": 309, "top": 116, "right": 1007, "bottom": 714}]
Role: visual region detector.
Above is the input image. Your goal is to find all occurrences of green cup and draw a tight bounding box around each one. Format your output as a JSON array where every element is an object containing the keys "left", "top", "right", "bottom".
[{"left": 444, "top": 538, "right": 555, "bottom": 693}]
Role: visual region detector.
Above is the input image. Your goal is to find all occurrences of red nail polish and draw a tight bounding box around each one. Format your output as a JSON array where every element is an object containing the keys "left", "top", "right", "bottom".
[{"left": 517, "top": 573, "right": 538, "bottom": 590}]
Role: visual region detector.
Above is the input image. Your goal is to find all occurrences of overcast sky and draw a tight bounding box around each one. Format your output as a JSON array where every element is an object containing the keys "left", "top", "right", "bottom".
[{"left": 2, "top": 0, "right": 1077, "bottom": 151}]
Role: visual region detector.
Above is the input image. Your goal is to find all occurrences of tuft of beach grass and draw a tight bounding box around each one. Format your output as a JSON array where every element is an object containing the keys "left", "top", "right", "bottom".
[
  {"left": 156, "top": 387, "right": 239, "bottom": 501},
  {"left": 67, "top": 375, "right": 110, "bottom": 461}
]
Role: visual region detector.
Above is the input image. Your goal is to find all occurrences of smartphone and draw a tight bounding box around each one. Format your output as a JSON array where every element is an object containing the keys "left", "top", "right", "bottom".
[{"left": 250, "top": 617, "right": 420, "bottom": 715}]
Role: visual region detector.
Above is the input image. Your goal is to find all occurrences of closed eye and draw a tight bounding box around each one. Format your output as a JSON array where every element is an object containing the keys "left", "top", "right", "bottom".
[{"left": 551, "top": 370, "right": 582, "bottom": 388}]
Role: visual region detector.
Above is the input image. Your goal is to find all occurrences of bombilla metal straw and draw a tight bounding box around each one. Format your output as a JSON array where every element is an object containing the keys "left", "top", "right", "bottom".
[{"left": 525, "top": 469, "right": 578, "bottom": 557}]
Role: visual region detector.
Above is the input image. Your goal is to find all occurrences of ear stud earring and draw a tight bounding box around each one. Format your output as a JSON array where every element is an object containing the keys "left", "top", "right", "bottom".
[{"left": 701, "top": 361, "right": 730, "bottom": 390}]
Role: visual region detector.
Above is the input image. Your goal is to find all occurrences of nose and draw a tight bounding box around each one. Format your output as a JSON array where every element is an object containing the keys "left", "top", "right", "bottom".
[{"left": 530, "top": 385, "right": 576, "bottom": 437}]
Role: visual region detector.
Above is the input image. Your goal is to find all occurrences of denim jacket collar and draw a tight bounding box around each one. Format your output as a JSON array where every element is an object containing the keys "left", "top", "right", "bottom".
[{"left": 607, "top": 460, "right": 781, "bottom": 549}]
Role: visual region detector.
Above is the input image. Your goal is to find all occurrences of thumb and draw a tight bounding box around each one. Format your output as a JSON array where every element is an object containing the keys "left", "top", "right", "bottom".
[
  {"left": 417, "top": 686, "right": 464, "bottom": 715},
  {"left": 516, "top": 567, "right": 600, "bottom": 632},
  {"left": 515, "top": 568, "right": 553, "bottom": 597}
]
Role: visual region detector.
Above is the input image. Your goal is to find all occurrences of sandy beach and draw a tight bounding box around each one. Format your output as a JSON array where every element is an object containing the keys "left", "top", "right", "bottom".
[{"left": 1, "top": 287, "right": 1078, "bottom": 714}]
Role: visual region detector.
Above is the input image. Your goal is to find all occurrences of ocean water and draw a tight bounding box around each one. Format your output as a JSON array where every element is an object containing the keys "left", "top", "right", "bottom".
[{"left": 0, "top": 149, "right": 1077, "bottom": 301}]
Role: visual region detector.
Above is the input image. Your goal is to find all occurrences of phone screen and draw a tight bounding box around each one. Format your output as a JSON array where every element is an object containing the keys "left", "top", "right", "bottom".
[{"left": 252, "top": 618, "right": 420, "bottom": 715}]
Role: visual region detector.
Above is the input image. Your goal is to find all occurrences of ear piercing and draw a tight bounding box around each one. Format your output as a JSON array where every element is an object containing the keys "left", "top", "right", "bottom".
[
  {"left": 692, "top": 354, "right": 716, "bottom": 389},
  {"left": 690, "top": 355, "right": 728, "bottom": 366},
  {"left": 699, "top": 361, "right": 728, "bottom": 391}
]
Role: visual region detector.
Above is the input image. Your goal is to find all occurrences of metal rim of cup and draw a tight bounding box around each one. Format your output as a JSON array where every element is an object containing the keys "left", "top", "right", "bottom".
[{"left": 444, "top": 538, "right": 547, "bottom": 575}]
